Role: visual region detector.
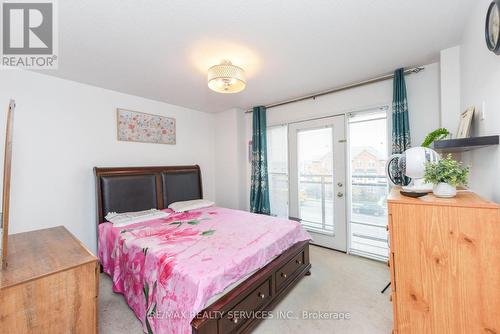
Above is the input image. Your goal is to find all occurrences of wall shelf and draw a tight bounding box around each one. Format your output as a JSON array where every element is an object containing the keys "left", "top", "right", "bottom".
[{"left": 432, "top": 135, "right": 499, "bottom": 152}]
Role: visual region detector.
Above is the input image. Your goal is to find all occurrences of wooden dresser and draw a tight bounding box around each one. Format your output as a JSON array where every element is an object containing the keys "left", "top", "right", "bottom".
[
  {"left": 387, "top": 189, "right": 500, "bottom": 334},
  {"left": 0, "top": 226, "right": 99, "bottom": 333}
]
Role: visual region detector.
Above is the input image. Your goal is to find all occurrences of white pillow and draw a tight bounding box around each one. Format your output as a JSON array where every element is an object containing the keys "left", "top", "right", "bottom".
[
  {"left": 168, "top": 199, "right": 214, "bottom": 212},
  {"left": 105, "top": 209, "right": 170, "bottom": 227}
]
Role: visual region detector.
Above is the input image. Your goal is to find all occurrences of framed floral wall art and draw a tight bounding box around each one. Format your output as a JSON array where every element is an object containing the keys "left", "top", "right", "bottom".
[{"left": 117, "top": 108, "right": 176, "bottom": 145}]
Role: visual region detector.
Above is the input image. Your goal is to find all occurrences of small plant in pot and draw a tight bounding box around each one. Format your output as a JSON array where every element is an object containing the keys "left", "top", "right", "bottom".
[{"left": 424, "top": 154, "right": 469, "bottom": 198}]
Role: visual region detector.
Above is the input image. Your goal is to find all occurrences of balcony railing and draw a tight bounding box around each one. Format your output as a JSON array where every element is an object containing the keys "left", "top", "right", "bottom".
[
  {"left": 268, "top": 172, "right": 289, "bottom": 219},
  {"left": 269, "top": 171, "right": 390, "bottom": 260},
  {"left": 297, "top": 174, "right": 333, "bottom": 234},
  {"left": 350, "top": 173, "right": 389, "bottom": 260}
]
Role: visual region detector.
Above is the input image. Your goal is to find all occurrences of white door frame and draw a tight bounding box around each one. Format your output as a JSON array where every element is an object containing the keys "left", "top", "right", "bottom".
[{"left": 288, "top": 115, "right": 347, "bottom": 251}]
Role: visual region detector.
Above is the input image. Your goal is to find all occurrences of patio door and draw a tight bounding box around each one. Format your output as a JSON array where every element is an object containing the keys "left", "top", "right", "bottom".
[{"left": 288, "top": 115, "right": 346, "bottom": 251}]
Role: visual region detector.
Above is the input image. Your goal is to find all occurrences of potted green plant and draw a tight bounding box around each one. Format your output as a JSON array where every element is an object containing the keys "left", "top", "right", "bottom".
[
  {"left": 421, "top": 128, "right": 450, "bottom": 148},
  {"left": 424, "top": 154, "right": 469, "bottom": 198}
]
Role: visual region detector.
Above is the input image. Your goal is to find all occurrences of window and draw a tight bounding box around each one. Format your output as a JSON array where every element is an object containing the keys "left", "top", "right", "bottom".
[
  {"left": 348, "top": 108, "right": 389, "bottom": 261},
  {"left": 296, "top": 127, "right": 334, "bottom": 234},
  {"left": 267, "top": 125, "right": 288, "bottom": 218}
]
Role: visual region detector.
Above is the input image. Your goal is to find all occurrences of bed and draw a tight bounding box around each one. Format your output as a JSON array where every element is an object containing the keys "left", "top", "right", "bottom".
[{"left": 94, "top": 165, "right": 311, "bottom": 334}]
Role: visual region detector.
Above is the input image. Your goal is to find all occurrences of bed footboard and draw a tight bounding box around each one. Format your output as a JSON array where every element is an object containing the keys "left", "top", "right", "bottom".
[{"left": 191, "top": 241, "right": 311, "bottom": 334}]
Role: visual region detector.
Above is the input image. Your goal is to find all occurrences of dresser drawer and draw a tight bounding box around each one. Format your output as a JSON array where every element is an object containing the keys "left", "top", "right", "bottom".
[
  {"left": 218, "top": 278, "right": 272, "bottom": 334},
  {"left": 275, "top": 250, "right": 306, "bottom": 292}
]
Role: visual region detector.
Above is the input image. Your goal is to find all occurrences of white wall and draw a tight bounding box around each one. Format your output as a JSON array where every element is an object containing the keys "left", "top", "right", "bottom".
[
  {"left": 457, "top": 0, "right": 500, "bottom": 202},
  {"left": 214, "top": 108, "right": 246, "bottom": 209},
  {"left": 0, "top": 70, "right": 216, "bottom": 252},
  {"left": 440, "top": 46, "right": 461, "bottom": 132},
  {"left": 241, "top": 63, "right": 441, "bottom": 209},
  {"left": 0, "top": 61, "right": 445, "bottom": 252},
  {"left": 264, "top": 62, "right": 441, "bottom": 146}
]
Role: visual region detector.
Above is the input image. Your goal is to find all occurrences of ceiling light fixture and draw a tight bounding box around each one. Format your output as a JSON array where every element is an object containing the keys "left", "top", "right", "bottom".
[{"left": 207, "top": 60, "right": 246, "bottom": 93}]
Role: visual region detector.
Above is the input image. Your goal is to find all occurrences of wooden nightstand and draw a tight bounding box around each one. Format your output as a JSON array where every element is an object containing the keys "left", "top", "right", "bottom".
[{"left": 0, "top": 226, "right": 99, "bottom": 333}]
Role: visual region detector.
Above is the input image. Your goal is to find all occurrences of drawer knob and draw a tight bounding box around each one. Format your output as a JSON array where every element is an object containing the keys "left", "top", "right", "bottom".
[
  {"left": 281, "top": 273, "right": 287, "bottom": 278},
  {"left": 259, "top": 292, "right": 265, "bottom": 299},
  {"left": 296, "top": 260, "right": 302, "bottom": 265}
]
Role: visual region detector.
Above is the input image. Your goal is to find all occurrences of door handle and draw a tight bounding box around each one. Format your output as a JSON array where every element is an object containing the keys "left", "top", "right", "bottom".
[
  {"left": 337, "top": 182, "right": 343, "bottom": 187},
  {"left": 337, "top": 192, "right": 344, "bottom": 198}
]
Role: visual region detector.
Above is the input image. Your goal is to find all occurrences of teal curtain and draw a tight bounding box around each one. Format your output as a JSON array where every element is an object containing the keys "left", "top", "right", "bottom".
[
  {"left": 250, "top": 106, "right": 271, "bottom": 214},
  {"left": 392, "top": 68, "right": 411, "bottom": 186}
]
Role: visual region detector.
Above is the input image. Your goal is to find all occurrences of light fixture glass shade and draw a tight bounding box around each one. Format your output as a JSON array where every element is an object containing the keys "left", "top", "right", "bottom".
[{"left": 207, "top": 60, "right": 246, "bottom": 93}]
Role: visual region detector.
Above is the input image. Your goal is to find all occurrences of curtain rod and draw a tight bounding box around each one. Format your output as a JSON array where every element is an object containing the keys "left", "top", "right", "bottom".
[{"left": 244, "top": 66, "right": 425, "bottom": 113}]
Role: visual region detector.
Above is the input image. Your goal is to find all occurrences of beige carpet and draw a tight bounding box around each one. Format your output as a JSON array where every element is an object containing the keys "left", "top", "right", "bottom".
[{"left": 99, "top": 246, "right": 393, "bottom": 333}]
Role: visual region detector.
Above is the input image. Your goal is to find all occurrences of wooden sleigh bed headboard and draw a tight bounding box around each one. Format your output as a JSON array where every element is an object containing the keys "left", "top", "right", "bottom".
[{"left": 93, "top": 165, "right": 203, "bottom": 224}]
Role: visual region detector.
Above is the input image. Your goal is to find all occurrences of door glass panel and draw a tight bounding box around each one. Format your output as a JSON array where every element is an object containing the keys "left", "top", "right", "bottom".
[
  {"left": 267, "top": 126, "right": 288, "bottom": 218},
  {"left": 297, "top": 127, "right": 334, "bottom": 235},
  {"left": 348, "top": 109, "right": 389, "bottom": 260}
]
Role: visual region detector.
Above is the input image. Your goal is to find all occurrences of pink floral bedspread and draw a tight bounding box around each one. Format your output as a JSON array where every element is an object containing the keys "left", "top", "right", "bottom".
[{"left": 98, "top": 206, "right": 311, "bottom": 334}]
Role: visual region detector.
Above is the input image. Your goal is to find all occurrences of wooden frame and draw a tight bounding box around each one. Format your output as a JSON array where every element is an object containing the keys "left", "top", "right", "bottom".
[
  {"left": 93, "top": 165, "right": 311, "bottom": 334},
  {"left": 456, "top": 107, "right": 475, "bottom": 139},
  {"left": 192, "top": 240, "right": 310, "bottom": 334},
  {"left": 94, "top": 165, "right": 202, "bottom": 223},
  {"left": 1, "top": 100, "right": 15, "bottom": 269}
]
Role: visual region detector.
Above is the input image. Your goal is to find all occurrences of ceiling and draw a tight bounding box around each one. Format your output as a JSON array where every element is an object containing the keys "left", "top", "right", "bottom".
[{"left": 46, "top": 0, "right": 475, "bottom": 113}]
